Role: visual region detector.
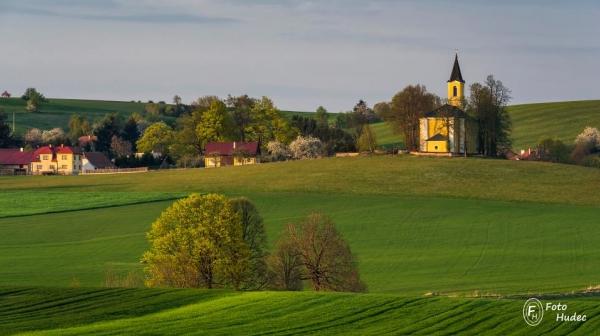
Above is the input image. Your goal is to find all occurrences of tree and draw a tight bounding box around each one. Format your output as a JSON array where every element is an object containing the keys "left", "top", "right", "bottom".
[
  {"left": 466, "top": 75, "right": 512, "bottom": 156},
  {"left": 315, "top": 106, "right": 329, "bottom": 126},
  {"left": 196, "top": 100, "right": 234, "bottom": 147},
  {"left": 110, "top": 135, "right": 132, "bottom": 158},
  {"left": 357, "top": 125, "right": 378, "bottom": 153},
  {"left": 226, "top": 95, "right": 255, "bottom": 142},
  {"left": 67, "top": 114, "right": 91, "bottom": 143},
  {"left": 245, "top": 96, "right": 294, "bottom": 145},
  {"left": 267, "top": 141, "right": 292, "bottom": 161},
  {"left": 386, "top": 84, "right": 439, "bottom": 152},
  {"left": 22, "top": 88, "right": 47, "bottom": 112},
  {"left": 231, "top": 197, "right": 269, "bottom": 290},
  {"left": 142, "top": 193, "right": 250, "bottom": 289},
  {"left": 373, "top": 102, "right": 391, "bottom": 120},
  {"left": 270, "top": 211, "right": 366, "bottom": 292},
  {"left": 94, "top": 114, "right": 120, "bottom": 153},
  {"left": 535, "top": 136, "right": 569, "bottom": 163},
  {"left": 575, "top": 126, "right": 600, "bottom": 153},
  {"left": 136, "top": 122, "right": 174, "bottom": 154},
  {"left": 0, "top": 108, "right": 15, "bottom": 148},
  {"left": 24, "top": 128, "right": 43, "bottom": 146},
  {"left": 353, "top": 100, "right": 375, "bottom": 123},
  {"left": 122, "top": 115, "right": 140, "bottom": 152},
  {"left": 289, "top": 135, "right": 322, "bottom": 160},
  {"left": 172, "top": 95, "right": 182, "bottom": 106},
  {"left": 41, "top": 128, "right": 65, "bottom": 146}
]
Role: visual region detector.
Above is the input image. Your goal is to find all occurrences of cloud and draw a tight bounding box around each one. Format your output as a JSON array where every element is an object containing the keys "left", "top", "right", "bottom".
[{"left": 1, "top": 1, "right": 239, "bottom": 25}]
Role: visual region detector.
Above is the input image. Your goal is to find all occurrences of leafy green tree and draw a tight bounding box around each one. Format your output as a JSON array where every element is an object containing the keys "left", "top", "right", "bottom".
[
  {"left": 172, "top": 95, "right": 182, "bottom": 106},
  {"left": 536, "top": 136, "right": 569, "bottom": 163},
  {"left": 357, "top": 125, "right": 378, "bottom": 153},
  {"left": 142, "top": 193, "right": 250, "bottom": 289},
  {"left": 196, "top": 100, "right": 234, "bottom": 147},
  {"left": 270, "top": 211, "right": 366, "bottom": 292},
  {"left": 315, "top": 106, "right": 329, "bottom": 126},
  {"left": 136, "top": 122, "right": 174, "bottom": 154},
  {"left": 22, "top": 88, "right": 48, "bottom": 112},
  {"left": 246, "top": 96, "right": 295, "bottom": 145},
  {"left": 231, "top": 197, "right": 269, "bottom": 289},
  {"left": 0, "top": 108, "right": 15, "bottom": 148},
  {"left": 67, "top": 114, "right": 91, "bottom": 143}
]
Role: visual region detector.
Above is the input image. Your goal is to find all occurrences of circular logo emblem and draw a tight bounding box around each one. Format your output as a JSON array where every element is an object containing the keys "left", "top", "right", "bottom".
[{"left": 523, "top": 298, "right": 544, "bottom": 326}]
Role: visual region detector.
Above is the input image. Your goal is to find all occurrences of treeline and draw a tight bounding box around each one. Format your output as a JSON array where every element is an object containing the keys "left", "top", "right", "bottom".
[{"left": 527, "top": 127, "right": 600, "bottom": 168}]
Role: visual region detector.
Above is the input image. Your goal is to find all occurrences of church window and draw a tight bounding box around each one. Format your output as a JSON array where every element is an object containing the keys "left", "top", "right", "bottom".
[
  {"left": 434, "top": 146, "right": 439, "bottom": 150},
  {"left": 453, "top": 86, "right": 457, "bottom": 97}
]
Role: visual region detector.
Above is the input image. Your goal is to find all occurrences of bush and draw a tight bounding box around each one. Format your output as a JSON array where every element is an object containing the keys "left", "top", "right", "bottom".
[{"left": 289, "top": 135, "right": 322, "bottom": 160}]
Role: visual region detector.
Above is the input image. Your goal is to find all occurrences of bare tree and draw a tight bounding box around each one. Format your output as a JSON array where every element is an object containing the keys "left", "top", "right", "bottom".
[{"left": 270, "top": 211, "right": 367, "bottom": 292}]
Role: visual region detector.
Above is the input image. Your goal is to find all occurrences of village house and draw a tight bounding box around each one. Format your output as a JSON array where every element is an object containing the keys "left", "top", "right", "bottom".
[
  {"left": 30, "top": 144, "right": 83, "bottom": 175},
  {"left": 204, "top": 142, "right": 261, "bottom": 168}
]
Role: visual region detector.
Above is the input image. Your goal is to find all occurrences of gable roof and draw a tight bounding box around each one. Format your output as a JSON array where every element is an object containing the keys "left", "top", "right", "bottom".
[
  {"left": 31, "top": 145, "right": 82, "bottom": 162},
  {"left": 425, "top": 133, "right": 447, "bottom": 142},
  {"left": 0, "top": 149, "right": 34, "bottom": 165},
  {"left": 83, "top": 152, "right": 117, "bottom": 169},
  {"left": 205, "top": 142, "right": 260, "bottom": 156},
  {"left": 424, "top": 104, "right": 468, "bottom": 118},
  {"left": 448, "top": 54, "right": 465, "bottom": 83}
]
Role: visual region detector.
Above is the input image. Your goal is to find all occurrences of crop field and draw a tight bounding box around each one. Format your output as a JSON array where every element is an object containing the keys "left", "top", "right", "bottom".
[
  {"left": 2, "top": 288, "right": 600, "bottom": 335},
  {"left": 508, "top": 100, "right": 600, "bottom": 151}
]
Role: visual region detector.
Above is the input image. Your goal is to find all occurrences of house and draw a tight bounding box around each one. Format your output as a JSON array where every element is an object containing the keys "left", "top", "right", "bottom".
[
  {"left": 30, "top": 144, "right": 83, "bottom": 175},
  {"left": 78, "top": 135, "right": 97, "bottom": 151},
  {"left": 419, "top": 53, "right": 476, "bottom": 154},
  {"left": 0, "top": 148, "right": 33, "bottom": 175},
  {"left": 204, "top": 142, "right": 260, "bottom": 168},
  {"left": 82, "top": 152, "right": 117, "bottom": 170}
]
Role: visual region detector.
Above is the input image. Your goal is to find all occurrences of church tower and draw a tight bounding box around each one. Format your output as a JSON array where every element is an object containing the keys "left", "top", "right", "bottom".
[{"left": 447, "top": 53, "right": 465, "bottom": 107}]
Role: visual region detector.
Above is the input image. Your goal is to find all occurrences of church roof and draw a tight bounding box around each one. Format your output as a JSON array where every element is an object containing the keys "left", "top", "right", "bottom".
[
  {"left": 424, "top": 104, "right": 468, "bottom": 118},
  {"left": 448, "top": 54, "right": 465, "bottom": 83},
  {"left": 425, "top": 133, "right": 447, "bottom": 141}
]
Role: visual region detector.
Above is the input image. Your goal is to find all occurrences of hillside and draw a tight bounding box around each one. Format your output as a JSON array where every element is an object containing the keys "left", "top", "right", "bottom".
[
  {"left": 508, "top": 100, "right": 600, "bottom": 151},
  {"left": 3, "top": 287, "right": 599, "bottom": 335}
]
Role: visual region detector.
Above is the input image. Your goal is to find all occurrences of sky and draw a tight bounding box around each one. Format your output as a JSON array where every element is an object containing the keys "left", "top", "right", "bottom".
[{"left": 1, "top": 0, "right": 598, "bottom": 112}]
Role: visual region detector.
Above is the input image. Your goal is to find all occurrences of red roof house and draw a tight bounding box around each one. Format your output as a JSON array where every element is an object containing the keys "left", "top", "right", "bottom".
[
  {"left": 0, "top": 149, "right": 34, "bottom": 174},
  {"left": 204, "top": 142, "right": 261, "bottom": 168}
]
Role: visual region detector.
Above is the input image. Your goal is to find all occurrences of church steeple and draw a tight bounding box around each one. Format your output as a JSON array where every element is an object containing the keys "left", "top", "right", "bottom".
[{"left": 447, "top": 52, "right": 465, "bottom": 107}]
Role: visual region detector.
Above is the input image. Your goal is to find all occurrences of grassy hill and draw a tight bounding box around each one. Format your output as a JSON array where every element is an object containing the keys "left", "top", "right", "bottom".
[{"left": 508, "top": 100, "right": 600, "bottom": 151}]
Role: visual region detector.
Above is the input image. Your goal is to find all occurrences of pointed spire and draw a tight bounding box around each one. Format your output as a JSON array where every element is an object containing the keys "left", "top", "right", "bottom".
[{"left": 448, "top": 52, "right": 465, "bottom": 83}]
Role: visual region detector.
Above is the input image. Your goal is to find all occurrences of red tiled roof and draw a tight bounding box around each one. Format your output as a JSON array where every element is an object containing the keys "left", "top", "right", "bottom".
[
  {"left": 205, "top": 142, "right": 260, "bottom": 156},
  {"left": 78, "top": 135, "right": 97, "bottom": 147},
  {"left": 30, "top": 145, "right": 82, "bottom": 162},
  {"left": 83, "top": 152, "right": 117, "bottom": 169},
  {"left": 0, "top": 149, "right": 34, "bottom": 165}
]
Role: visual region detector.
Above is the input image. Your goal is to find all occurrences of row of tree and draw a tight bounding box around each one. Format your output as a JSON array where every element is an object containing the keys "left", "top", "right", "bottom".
[
  {"left": 533, "top": 127, "right": 600, "bottom": 167},
  {"left": 142, "top": 193, "right": 366, "bottom": 292}
]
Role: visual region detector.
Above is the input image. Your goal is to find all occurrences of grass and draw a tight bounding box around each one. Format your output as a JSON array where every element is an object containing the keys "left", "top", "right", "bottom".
[
  {"left": 508, "top": 100, "right": 600, "bottom": 150},
  {"left": 2, "top": 288, "right": 599, "bottom": 335}
]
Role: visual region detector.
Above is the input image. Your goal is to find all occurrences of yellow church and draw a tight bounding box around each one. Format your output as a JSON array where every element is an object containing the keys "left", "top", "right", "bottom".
[{"left": 419, "top": 54, "right": 474, "bottom": 154}]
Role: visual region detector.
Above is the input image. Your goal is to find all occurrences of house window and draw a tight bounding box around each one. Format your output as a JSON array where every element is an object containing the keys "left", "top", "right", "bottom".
[
  {"left": 43, "top": 155, "right": 49, "bottom": 160},
  {"left": 50, "top": 165, "right": 55, "bottom": 169},
  {"left": 36, "top": 165, "right": 42, "bottom": 170},
  {"left": 62, "top": 165, "right": 68, "bottom": 169},
  {"left": 453, "top": 86, "right": 458, "bottom": 97},
  {"left": 62, "top": 155, "right": 67, "bottom": 160}
]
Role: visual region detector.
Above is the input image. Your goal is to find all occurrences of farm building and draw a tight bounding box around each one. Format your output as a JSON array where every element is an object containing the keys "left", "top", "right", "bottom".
[
  {"left": 82, "top": 152, "right": 117, "bottom": 171},
  {"left": 0, "top": 149, "right": 33, "bottom": 175},
  {"left": 30, "top": 144, "right": 83, "bottom": 175},
  {"left": 204, "top": 142, "right": 261, "bottom": 168}
]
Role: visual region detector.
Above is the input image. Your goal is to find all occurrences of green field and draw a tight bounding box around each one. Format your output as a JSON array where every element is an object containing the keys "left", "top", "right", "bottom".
[
  {"left": 2, "top": 112, "right": 600, "bottom": 334},
  {"left": 3, "top": 287, "right": 600, "bottom": 335},
  {"left": 508, "top": 100, "right": 600, "bottom": 151}
]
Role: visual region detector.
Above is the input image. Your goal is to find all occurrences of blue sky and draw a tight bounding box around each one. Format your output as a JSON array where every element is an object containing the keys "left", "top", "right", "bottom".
[{"left": 1, "top": 0, "right": 598, "bottom": 111}]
